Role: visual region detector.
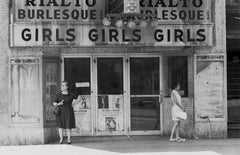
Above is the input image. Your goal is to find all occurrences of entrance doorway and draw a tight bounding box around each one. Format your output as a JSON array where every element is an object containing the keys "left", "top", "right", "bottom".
[
  {"left": 96, "top": 57, "right": 125, "bottom": 135},
  {"left": 129, "top": 57, "right": 161, "bottom": 134},
  {"left": 62, "top": 55, "right": 162, "bottom": 136}
]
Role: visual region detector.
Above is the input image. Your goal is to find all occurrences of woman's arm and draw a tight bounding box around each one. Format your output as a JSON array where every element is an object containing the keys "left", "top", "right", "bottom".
[
  {"left": 72, "top": 95, "right": 81, "bottom": 105},
  {"left": 53, "top": 100, "right": 64, "bottom": 107}
]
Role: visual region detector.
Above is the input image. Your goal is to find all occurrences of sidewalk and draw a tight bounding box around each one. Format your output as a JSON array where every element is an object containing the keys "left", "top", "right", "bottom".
[{"left": 1, "top": 137, "right": 240, "bottom": 155}]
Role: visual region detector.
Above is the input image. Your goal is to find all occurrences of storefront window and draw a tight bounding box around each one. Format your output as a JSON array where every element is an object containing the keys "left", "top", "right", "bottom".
[
  {"left": 64, "top": 58, "right": 91, "bottom": 95},
  {"left": 97, "top": 58, "right": 123, "bottom": 95},
  {"left": 130, "top": 58, "right": 159, "bottom": 95},
  {"left": 168, "top": 56, "right": 188, "bottom": 97}
]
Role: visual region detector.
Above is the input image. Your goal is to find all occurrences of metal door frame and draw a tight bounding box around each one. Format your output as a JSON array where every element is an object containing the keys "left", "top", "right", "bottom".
[
  {"left": 127, "top": 54, "right": 163, "bottom": 136},
  {"left": 61, "top": 55, "right": 94, "bottom": 136},
  {"left": 94, "top": 54, "right": 128, "bottom": 136},
  {"left": 61, "top": 54, "right": 163, "bottom": 136}
]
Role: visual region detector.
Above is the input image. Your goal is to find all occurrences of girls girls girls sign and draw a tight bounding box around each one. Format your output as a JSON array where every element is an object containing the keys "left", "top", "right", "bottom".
[{"left": 11, "top": 0, "right": 213, "bottom": 47}]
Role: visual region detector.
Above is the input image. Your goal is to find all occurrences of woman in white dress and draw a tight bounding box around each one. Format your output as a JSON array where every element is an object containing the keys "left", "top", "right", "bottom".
[{"left": 169, "top": 82, "right": 186, "bottom": 142}]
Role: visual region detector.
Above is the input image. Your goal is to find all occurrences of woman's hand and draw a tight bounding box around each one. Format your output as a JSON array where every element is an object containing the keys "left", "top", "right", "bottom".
[
  {"left": 58, "top": 100, "right": 64, "bottom": 106},
  {"left": 72, "top": 95, "right": 81, "bottom": 105},
  {"left": 53, "top": 102, "right": 58, "bottom": 107},
  {"left": 181, "top": 107, "right": 185, "bottom": 112}
]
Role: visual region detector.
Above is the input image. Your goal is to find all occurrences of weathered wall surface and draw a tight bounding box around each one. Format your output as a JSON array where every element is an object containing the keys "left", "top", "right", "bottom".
[
  {"left": 0, "top": 0, "right": 9, "bottom": 118},
  {"left": 194, "top": 0, "right": 227, "bottom": 138},
  {"left": 0, "top": 0, "right": 12, "bottom": 145},
  {"left": 0, "top": 0, "right": 45, "bottom": 144}
]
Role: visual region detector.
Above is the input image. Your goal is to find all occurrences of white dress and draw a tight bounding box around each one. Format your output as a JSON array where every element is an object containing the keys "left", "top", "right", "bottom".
[{"left": 171, "top": 90, "right": 183, "bottom": 121}]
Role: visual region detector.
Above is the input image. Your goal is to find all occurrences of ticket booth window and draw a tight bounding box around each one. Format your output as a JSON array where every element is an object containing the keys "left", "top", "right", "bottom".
[{"left": 168, "top": 56, "right": 188, "bottom": 97}]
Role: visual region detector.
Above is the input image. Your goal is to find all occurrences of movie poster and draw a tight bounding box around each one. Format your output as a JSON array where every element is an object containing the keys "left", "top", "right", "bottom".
[
  {"left": 72, "top": 95, "right": 91, "bottom": 135},
  {"left": 98, "top": 95, "right": 124, "bottom": 132}
]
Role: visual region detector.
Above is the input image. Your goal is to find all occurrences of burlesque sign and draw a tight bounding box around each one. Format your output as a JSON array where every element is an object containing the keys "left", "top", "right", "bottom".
[
  {"left": 14, "top": 0, "right": 103, "bottom": 22},
  {"left": 11, "top": 0, "right": 214, "bottom": 47},
  {"left": 140, "top": 0, "right": 212, "bottom": 22}
]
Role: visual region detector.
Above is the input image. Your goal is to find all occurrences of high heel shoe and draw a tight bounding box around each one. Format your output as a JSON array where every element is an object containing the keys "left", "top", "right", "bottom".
[
  {"left": 67, "top": 141, "right": 71, "bottom": 144},
  {"left": 59, "top": 141, "right": 63, "bottom": 144}
]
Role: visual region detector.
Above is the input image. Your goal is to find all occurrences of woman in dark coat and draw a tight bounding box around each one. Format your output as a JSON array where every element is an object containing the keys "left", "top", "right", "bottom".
[{"left": 53, "top": 81, "right": 80, "bottom": 144}]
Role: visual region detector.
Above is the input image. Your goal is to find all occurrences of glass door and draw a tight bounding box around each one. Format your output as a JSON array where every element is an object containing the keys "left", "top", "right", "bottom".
[
  {"left": 96, "top": 57, "right": 125, "bottom": 135},
  {"left": 64, "top": 57, "right": 93, "bottom": 136},
  {"left": 129, "top": 57, "right": 161, "bottom": 134}
]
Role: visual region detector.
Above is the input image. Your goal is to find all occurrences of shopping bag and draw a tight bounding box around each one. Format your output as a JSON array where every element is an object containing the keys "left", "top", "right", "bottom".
[{"left": 176, "top": 110, "right": 187, "bottom": 120}]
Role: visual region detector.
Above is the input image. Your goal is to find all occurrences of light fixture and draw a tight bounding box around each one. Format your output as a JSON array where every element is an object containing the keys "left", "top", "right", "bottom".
[
  {"left": 103, "top": 17, "right": 111, "bottom": 26},
  {"left": 124, "top": 0, "right": 140, "bottom": 14},
  {"left": 140, "top": 20, "right": 148, "bottom": 28},
  {"left": 103, "top": 0, "right": 157, "bottom": 28},
  {"left": 115, "top": 19, "right": 124, "bottom": 28},
  {"left": 151, "top": 20, "right": 158, "bottom": 27},
  {"left": 127, "top": 20, "right": 136, "bottom": 28}
]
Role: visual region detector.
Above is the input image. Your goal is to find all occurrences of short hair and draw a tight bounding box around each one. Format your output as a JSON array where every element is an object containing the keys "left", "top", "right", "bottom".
[
  {"left": 171, "top": 81, "right": 180, "bottom": 90},
  {"left": 62, "top": 81, "right": 69, "bottom": 87}
]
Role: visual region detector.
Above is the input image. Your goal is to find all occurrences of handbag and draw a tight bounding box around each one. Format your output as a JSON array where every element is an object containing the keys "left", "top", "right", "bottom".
[
  {"left": 53, "top": 106, "right": 60, "bottom": 115},
  {"left": 176, "top": 109, "right": 187, "bottom": 120}
]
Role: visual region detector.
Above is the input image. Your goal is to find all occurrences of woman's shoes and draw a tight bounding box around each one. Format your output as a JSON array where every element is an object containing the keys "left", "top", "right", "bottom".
[
  {"left": 169, "top": 138, "right": 176, "bottom": 142},
  {"left": 176, "top": 137, "right": 186, "bottom": 142},
  {"left": 59, "top": 141, "right": 71, "bottom": 144},
  {"left": 169, "top": 137, "right": 186, "bottom": 142}
]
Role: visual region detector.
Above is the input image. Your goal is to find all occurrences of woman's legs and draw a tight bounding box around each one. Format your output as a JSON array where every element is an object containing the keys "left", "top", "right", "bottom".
[
  {"left": 170, "top": 121, "right": 179, "bottom": 140},
  {"left": 58, "top": 128, "right": 63, "bottom": 143},
  {"left": 175, "top": 121, "right": 186, "bottom": 142},
  {"left": 66, "top": 129, "right": 72, "bottom": 143},
  {"left": 176, "top": 121, "right": 180, "bottom": 139}
]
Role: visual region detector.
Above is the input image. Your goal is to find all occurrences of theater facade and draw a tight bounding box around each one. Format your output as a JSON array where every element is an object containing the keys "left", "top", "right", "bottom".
[{"left": 0, "top": 0, "right": 227, "bottom": 145}]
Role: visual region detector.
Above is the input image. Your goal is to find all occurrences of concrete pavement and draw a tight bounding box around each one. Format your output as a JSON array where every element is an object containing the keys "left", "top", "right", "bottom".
[{"left": 1, "top": 137, "right": 240, "bottom": 155}]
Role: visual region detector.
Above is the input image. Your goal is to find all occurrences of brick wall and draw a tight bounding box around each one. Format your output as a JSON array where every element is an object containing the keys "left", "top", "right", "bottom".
[
  {"left": 162, "top": 98, "right": 194, "bottom": 138},
  {"left": 162, "top": 55, "right": 195, "bottom": 138}
]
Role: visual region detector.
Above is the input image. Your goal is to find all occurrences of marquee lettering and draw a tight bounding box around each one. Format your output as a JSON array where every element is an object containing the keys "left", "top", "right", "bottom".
[
  {"left": 140, "top": 0, "right": 203, "bottom": 8},
  {"left": 11, "top": 0, "right": 212, "bottom": 46},
  {"left": 25, "top": 0, "right": 96, "bottom": 7},
  {"left": 21, "top": 28, "right": 75, "bottom": 42}
]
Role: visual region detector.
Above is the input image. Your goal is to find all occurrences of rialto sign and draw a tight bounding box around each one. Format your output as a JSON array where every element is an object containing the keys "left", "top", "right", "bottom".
[{"left": 10, "top": 0, "right": 214, "bottom": 47}]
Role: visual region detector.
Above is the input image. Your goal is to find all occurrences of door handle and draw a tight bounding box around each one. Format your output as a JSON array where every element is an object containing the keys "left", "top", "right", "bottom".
[{"left": 160, "top": 91, "right": 163, "bottom": 103}]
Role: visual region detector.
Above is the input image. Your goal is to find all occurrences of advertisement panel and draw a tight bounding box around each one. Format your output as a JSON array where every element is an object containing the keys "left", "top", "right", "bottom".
[{"left": 195, "top": 55, "right": 225, "bottom": 120}]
